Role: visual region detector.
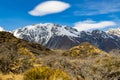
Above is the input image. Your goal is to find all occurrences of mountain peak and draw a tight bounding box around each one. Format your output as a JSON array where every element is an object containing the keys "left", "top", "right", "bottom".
[
  {"left": 26, "top": 23, "right": 62, "bottom": 29},
  {"left": 0, "top": 27, "right": 5, "bottom": 31},
  {"left": 13, "top": 23, "right": 79, "bottom": 45},
  {"left": 108, "top": 28, "right": 120, "bottom": 37}
]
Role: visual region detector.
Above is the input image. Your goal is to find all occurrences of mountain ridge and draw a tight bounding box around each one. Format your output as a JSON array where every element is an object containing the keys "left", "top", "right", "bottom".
[
  {"left": 12, "top": 23, "right": 120, "bottom": 52},
  {"left": 0, "top": 23, "right": 120, "bottom": 52},
  {"left": 13, "top": 23, "right": 79, "bottom": 46}
]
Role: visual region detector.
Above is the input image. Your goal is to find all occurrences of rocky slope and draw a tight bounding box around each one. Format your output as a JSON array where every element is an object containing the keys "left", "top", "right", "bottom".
[{"left": 13, "top": 23, "right": 120, "bottom": 52}]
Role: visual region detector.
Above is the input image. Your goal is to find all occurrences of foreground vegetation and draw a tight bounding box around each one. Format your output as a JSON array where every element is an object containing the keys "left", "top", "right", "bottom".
[
  {"left": 1, "top": 48, "right": 120, "bottom": 80},
  {"left": 24, "top": 66, "right": 71, "bottom": 80},
  {"left": 0, "top": 54, "right": 120, "bottom": 80}
]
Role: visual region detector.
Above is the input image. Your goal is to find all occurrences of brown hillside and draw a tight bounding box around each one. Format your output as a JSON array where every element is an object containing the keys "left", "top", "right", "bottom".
[
  {"left": 0, "top": 31, "right": 53, "bottom": 73},
  {"left": 63, "top": 42, "right": 109, "bottom": 57}
]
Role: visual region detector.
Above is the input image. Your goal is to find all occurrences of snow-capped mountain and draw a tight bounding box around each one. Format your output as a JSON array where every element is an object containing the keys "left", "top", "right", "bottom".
[
  {"left": 13, "top": 23, "right": 80, "bottom": 49},
  {"left": 107, "top": 28, "right": 120, "bottom": 37},
  {"left": 79, "top": 30, "right": 120, "bottom": 51},
  {"left": 13, "top": 23, "right": 120, "bottom": 52},
  {"left": 0, "top": 27, "right": 4, "bottom": 31}
]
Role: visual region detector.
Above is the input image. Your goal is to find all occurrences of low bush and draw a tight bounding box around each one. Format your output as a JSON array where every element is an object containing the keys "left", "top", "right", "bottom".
[{"left": 23, "top": 66, "right": 71, "bottom": 80}]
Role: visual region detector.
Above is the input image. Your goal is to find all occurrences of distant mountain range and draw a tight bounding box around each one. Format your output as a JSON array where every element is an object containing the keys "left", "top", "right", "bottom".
[{"left": 1, "top": 23, "right": 120, "bottom": 52}]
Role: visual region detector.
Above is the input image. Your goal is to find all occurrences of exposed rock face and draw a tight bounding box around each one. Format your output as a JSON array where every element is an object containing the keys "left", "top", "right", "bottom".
[{"left": 46, "top": 35, "right": 80, "bottom": 49}]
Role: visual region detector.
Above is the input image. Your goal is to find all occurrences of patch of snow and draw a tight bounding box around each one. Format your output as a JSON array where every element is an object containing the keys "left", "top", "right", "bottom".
[
  {"left": 0, "top": 27, "right": 5, "bottom": 31},
  {"left": 107, "top": 28, "right": 120, "bottom": 37}
]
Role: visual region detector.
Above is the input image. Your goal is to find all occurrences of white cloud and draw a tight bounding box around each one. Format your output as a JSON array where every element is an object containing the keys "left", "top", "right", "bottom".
[
  {"left": 74, "top": 20, "right": 116, "bottom": 31},
  {"left": 29, "top": 1, "right": 70, "bottom": 16}
]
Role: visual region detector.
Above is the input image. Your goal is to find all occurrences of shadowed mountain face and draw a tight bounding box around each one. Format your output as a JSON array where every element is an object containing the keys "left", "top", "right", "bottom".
[
  {"left": 13, "top": 23, "right": 120, "bottom": 52},
  {"left": 0, "top": 31, "right": 52, "bottom": 73},
  {"left": 46, "top": 35, "right": 80, "bottom": 50},
  {"left": 79, "top": 30, "right": 120, "bottom": 52}
]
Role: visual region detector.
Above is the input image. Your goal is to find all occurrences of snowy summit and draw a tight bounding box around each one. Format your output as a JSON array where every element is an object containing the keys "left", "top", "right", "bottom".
[{"left": 0, "top": 27, "right": 4, "bottom": 31}]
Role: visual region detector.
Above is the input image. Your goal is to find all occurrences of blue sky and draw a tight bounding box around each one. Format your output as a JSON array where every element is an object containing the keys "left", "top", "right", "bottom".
[{"left": 0, "top": 0, "right": 120, "bottom": 31}]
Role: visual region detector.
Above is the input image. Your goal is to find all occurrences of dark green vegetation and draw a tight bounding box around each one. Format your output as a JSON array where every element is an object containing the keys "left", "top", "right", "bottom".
[{"left": 0, "top": 32, "right": 120, "bottom": 80}]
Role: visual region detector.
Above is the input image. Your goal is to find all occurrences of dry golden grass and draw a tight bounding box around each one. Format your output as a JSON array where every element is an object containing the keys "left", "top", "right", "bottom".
[
  {"left": 63, "top": 42, "right": 109, "bottom": 57},
  {"left": 0, "top": 73, "right": 23, "bottom": 80},
  {"left": 18, "top": 47, "right": 36, "bottom": 60},
  {"left": 0, "top": 51, "right": 120, "bottom": 80},
  {"left": 51, "top": 49, "right": 67, "bottom": 55}
]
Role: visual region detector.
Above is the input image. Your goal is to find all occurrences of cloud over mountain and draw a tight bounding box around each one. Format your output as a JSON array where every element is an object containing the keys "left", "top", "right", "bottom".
[
  {"left": 29, "top": 1, "right": 70, "bottom": 16},
  {"left": 74, "top": 20, "right": 116, "bottom": 31}
]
